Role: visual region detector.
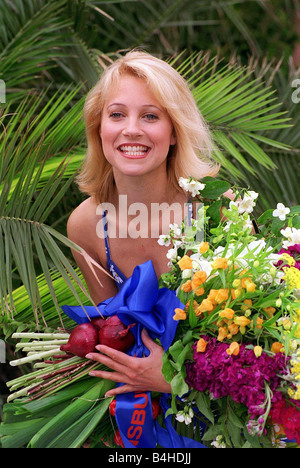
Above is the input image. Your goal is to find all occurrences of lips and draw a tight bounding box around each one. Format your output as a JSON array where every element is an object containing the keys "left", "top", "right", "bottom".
[{"left": 118, "top": 144, "right": 150, "bottom": 158}]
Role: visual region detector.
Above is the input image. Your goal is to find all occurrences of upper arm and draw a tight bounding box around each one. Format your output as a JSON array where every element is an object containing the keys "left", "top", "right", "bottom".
[{"left": 67, "top": 202, "right": 118, "bottom": 304}]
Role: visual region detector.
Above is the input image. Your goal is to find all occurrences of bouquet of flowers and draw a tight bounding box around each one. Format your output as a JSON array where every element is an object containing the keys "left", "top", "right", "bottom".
[
  {"left": 158, "top": 177, "right": 300, "bottom": 448},
  {"left": 1, "top": 177, "right": 300, "bottom": 449}
]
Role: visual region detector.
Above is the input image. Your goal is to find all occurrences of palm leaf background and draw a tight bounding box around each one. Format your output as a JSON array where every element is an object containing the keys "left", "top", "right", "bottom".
[{"left": 0, "top": 0, "right": 299, "bottom": 433}]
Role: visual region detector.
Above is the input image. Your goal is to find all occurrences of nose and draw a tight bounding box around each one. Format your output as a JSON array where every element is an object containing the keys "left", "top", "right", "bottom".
[{"left": 122, "top": 115, "right": 143, "bottom": 137}]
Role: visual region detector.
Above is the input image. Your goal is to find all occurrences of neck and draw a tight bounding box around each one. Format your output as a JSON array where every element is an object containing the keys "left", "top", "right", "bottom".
[{"left": 113, "top": 170, "right": 174, "bottom": 207}]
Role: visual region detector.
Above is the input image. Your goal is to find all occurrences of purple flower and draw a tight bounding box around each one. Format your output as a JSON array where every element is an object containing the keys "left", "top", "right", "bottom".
[{"left": 185, "top": 337, "right": 288, "bottom": 419}]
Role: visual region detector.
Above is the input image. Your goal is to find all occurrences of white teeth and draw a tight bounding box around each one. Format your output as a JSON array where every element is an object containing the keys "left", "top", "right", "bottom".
[{"left": 119, "top": 145, "right": 149, "bottom": 154}]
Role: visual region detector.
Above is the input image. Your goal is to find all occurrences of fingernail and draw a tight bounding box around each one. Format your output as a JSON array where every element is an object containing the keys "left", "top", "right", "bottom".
[
  {"left": 89, "top": 371, "right": 96, "bottom": 376},
  {"left": 85, "top": 353, "right": 93, "bottom": 359}
]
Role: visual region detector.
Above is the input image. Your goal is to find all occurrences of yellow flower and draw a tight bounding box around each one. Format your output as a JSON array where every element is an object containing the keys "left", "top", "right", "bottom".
[
  {"left": 283, "top": 267, "right": 300, "bottom": 289},
  {"left": 178, "top": 255, "right": 193, "bottom": 270},
  {"left": 226, "top": 342, "right": 240, "bottom": 356},
  {"left": 219, "top": 308, "right": 235, "bottom": 320},
  {"left": 215, "top": 288, "right": 229, "bottom": 304},
  {"left": 253, "top": 346, "right": 263, "bottom": 358},
  {"left": 173, "top": 308, "right": 187, "bottom": 321},
  {"left": 244, "top": 279, "right": 256, "bottom": 293},
  {"left": 234, "top": 315, "right": 250, "bottom": 327},
  {"left": 211, "top": 257, "right": 229, "bottom": 270},
  {"left": 196, "top": 338, "right": 208, "bottom": 352},
  {"left": 280, "top": 253, "right": 295, "bottom": 266},
  {"left": 199, "top": 242, "right": 209, "bottom": 254},
  {"left": 198, "top": 298, "right": 214, "bottom": 313},
  {"left": 232, "top": 279, "right": 241, "bottom": 288}
]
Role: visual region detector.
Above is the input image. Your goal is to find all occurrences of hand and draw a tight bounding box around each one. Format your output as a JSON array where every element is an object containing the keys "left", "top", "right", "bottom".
[{"left": 85, "top": 328, "right": 171, "bottom": 396}]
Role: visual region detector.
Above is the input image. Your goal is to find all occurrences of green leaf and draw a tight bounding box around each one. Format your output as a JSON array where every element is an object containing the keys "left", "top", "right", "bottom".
[
  {"left": 200, "top": 177, "right": 231, "bottom": 199},
  {"left": 195, "top": 392, "right": 215, "bottom": 424}
]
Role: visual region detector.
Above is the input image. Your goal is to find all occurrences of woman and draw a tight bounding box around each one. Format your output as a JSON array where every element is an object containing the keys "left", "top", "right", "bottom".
[{"left": 67, "top": 50, "right": 219, "bottom": 397}]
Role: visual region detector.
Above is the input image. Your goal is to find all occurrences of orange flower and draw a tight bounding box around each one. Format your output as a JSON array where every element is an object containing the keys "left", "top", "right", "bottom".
[
  {"left": 263, "top": 307, "right": 276, "bottom": 318},
  {"left": 207, "top": 289, "right": 218, "bottom": 306},
  {"left": 199, "top": 242, "right": 209, "bottom": 254},
  {"left": 198, "top": 298, "right": 214, "bottom": 313},
  {"left": 234, "top": 315, "right": 250, "bottom": 327},
  {"left": 271, "top": 342, "right": 284, "bottom": 354},
  {"left": 215, "top": 288, "right": 229, "bottom": 304},
  {"left": 181, "top": 280, "right": 192, "bottom": 292},
  {"left": 173, "top": 308, "right": 187, "bottom": 321},
  {"left": 211, "top": 257, "right": 229, "bottom": 270},
  {"left": 226, "top": 342, "right": 240, "bottom": 356},
  {"left": 228, "top": 322, "right": 239, "bottom": 337},
  {"left": 254, "top": 317, "right": 264, "bottom": 330},
  {"left": 192, "top": 271, "right": 207, "bottom": 288},
  {"left": 217, "top": 326, "right": 228, "bottom": 342},
  {"left": 196, "top": 338, "right": 208, "bottom": 352},
  {"left": 219, "top": 308, "right": 235, "bottom": 320},
  {"left": 178, "top": 255, "right": 193, "bottom": 270},
  {"left": 194, "top": 286, "right": 205, "bottom": 297}
]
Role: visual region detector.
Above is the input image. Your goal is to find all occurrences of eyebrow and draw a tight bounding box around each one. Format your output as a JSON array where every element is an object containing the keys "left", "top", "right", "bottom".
[{"left": 107, "top": 103, "right": 162, "bottom": 111}]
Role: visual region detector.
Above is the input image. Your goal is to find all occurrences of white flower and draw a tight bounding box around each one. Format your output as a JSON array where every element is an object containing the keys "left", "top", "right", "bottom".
[
  {"left": 175, "top": 408, "right": 194, "bottom": 425},
  {"left": 182, "top": 269, "right": 193, "bottom": 279},
  {"left": 178, "top": 177, "right": 205, "bottom": 197},
  {"left": 211, "top": 435, "right": 226, "bottom": 448},
  {"left": 237, "top": 194, "right": 257, "bottom": 214},
  {"left": 273, "top": 203, "right": 290, "bottom": 221},
  {"left": 280, "top": 227, "right": 300, "bottom": 248},
  {"left": 246, "top": 190, "right": 259, "bottom": 200},
  {"left": 166, "top": 247, "right": 177, "bottom": 260},
  {"left": 157, "top": 234, "right": 171, "bottom": 246},
  {"left": 169, "top": 223, "right": 182, "bottom": 237}
]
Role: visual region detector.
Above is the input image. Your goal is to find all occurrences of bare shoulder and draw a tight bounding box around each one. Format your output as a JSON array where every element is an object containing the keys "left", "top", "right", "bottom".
[{"left": 67, "top": 197, "right": 99, "bottom": 246}]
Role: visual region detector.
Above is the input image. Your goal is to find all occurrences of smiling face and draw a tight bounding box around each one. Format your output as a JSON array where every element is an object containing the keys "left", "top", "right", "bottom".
[{"left": 99, "top": 74, "right": 176, "bottom": 180}]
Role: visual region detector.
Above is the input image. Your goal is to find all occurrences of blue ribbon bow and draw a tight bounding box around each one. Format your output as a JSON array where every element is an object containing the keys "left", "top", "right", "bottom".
[{"left": 61, "top": 260, "right": 206, "bottom": 448}]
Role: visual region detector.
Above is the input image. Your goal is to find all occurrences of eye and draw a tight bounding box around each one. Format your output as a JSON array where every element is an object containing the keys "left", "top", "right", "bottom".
[
  {"left": 109, "top": 112, "right": 123, "bottom": 119},
  {"left": 143, "top": 113, "right": 159, "bottom": 121}
]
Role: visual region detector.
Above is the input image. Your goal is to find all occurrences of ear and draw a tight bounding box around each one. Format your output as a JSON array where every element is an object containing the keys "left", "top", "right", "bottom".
[{"left": 170, "top": 131, "right": 177, "bottom": 146}]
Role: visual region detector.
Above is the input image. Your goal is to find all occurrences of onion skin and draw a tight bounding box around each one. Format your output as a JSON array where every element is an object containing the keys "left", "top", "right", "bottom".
[
  {"left": 91, "top": 316, "right": 107, "bottom": 330},
  {"left": 99, "top": 315, "right": 135, "bottom": 352},
  {"left": 60, "top": 322, "right": 99, "bottom": 358}
]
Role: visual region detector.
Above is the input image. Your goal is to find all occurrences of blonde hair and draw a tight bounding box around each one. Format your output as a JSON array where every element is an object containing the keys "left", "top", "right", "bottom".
[{"left": 77, "top": 50, "right": 219, "bottom": 203}]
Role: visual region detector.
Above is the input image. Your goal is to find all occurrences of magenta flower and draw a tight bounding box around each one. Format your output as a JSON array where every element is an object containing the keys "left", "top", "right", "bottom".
[{"left": 185, "top": 337, "right": 288, "bottom": 419}]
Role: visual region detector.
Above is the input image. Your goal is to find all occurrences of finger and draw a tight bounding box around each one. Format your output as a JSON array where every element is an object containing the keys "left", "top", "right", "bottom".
[
  {"left": 95, "top": 344, "right": 137, "bottom": 366},
  {"left": 89, "top": 368, "right": 129, "bottom": 384},
  {"left": 105, "top": 384, "right": 143, "bottom": 397},
  {"left": 86, "top": 351, "right": 129, "bottom": 374}
]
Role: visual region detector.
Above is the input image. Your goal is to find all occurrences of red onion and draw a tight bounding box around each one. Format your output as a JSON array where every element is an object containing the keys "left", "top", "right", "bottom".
[
  {"left": 91, "top": 316, "right": 107, "bottom": 330},
  {"left": 99, "top": 315, "right": 135, "bottom": 352},
  {"left": 60, "top": 322, "right": 99, "bottom": 358}
]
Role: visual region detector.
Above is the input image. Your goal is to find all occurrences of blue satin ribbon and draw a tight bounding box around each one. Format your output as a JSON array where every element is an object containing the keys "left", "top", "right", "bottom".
[{"left": 61, "top": 260, "right": 206, "bottom": 448}]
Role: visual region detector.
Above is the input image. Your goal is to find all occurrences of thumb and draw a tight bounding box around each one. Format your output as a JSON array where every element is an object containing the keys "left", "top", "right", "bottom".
[{"left": 141, "top": 328, "right": 161, "bottom": 353}]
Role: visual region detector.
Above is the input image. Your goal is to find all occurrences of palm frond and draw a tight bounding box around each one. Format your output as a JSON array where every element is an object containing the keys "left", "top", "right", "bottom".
[{"left": 0, "top": 87, "right": 96, "bottom": 324}]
